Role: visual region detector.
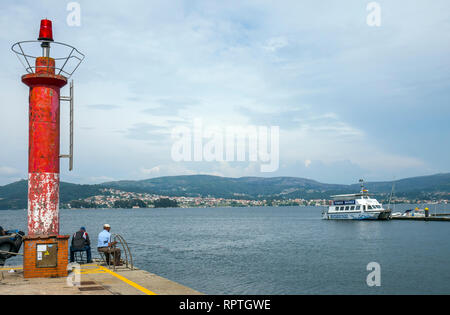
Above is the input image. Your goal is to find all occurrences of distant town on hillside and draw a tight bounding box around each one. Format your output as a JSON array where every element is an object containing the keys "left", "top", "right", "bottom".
[{"left": 0, "top": 173, "right": 448, "bottom": 210}]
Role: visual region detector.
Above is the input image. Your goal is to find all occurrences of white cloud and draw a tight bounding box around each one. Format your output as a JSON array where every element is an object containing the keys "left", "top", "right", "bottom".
[
  {"left": 140, "top": 166, "right": 161, "bottom": 175},
  {"left": 0, "top": 166, "right": 20, "bottom": 176},
  {"left": 263, "top": 36, "right": 288, "bottom": 52}
]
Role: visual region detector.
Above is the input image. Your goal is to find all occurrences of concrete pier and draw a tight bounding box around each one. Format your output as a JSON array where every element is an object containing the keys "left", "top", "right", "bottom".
[{"left": 0, "top": 262, "right": 202, "bottom": 295}]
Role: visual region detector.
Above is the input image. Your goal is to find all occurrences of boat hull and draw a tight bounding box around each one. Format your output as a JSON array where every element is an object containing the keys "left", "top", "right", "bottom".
[{"left": 323, "top": 210, "right": 391, "bottom": 220}]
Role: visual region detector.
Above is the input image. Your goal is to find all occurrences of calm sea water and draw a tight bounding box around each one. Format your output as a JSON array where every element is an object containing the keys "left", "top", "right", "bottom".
[{"left": 1, "top": 205, "right": 449, "bottom": 294}]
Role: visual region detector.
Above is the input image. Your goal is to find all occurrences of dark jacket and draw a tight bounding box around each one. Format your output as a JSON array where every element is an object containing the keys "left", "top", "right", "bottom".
[{"left": 71, "top": 230, "right": 90, "bottom": 249}]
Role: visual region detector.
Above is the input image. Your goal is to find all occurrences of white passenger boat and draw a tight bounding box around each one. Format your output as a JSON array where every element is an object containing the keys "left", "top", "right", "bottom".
[{"left": 322, "top": 180, "right": 391, "bottom": 220}]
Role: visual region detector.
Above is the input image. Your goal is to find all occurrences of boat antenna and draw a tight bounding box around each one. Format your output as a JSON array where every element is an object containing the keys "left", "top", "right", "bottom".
[
  {"left": 388, "top": 177, "right": 396, "bottom": 212},
  {"left": 359, "top": 179, "right": 364, "bottom": 194}
]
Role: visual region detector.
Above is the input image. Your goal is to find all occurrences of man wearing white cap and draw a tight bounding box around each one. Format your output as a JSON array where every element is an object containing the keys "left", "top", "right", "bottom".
[{"left": 97, "top": 224, "right": 121, "bottom": 266}]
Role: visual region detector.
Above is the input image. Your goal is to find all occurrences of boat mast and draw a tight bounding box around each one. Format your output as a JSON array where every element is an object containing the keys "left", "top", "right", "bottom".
[
  {"left": 388, "top": 178, "right": 396, "bottom": 211},
  {"left": 359, "top": 179, "right": 365, "bottom": 196}
]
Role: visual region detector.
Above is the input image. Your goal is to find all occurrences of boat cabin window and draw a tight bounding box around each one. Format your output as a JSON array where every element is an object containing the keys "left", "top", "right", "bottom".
[
  {"left": 340, "top": 206, "right": 344, "bottom": 211},
  {"left": 356, "top": 205, "right": 360, "bottom": 210},
  {"left": 362, "top": 205, "right": 366, "bottom": 210},
  {"left": 345, "top": 206, "right": 349, "bottom": 211},
  {"left": 368, "top": 205, "right": 373, "bottom": 210},
  {"left": 350, "top": 206, "right": 355, "bottom": 210}
]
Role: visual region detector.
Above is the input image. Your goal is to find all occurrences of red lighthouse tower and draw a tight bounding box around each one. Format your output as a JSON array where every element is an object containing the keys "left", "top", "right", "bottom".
[{"left": 12, "top": 19, "right": 84, "bottom": 278}]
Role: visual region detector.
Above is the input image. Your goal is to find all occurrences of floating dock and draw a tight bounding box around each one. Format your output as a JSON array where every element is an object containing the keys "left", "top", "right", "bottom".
[
  {"left": 0, "top": 261, "right": 202, "bottom": 295},
  {"left": 391, "top": 216, "right": 450, "bottom": 222}
]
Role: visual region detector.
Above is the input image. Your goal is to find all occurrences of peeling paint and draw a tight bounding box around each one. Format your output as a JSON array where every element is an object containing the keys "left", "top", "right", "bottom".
[{"left": 28, "top": 172, "right": 59, "bottom": 235}]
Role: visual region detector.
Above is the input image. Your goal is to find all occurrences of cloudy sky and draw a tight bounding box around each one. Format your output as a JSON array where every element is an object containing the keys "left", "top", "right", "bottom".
[{"left": 0, "top": 0, "right": 449, "bottom": 185}]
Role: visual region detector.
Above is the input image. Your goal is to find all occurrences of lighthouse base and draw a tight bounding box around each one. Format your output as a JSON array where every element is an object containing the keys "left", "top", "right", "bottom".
[{"left": 23, "top": 235, "right": 69, "bottom": 279}]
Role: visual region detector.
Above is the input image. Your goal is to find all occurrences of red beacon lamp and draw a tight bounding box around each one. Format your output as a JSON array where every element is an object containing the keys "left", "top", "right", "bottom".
[
  {"left": 38, "top": 19, "right": 54, "bottom": 41},
  {"left": 11, "top": 19, "right": 84, "bottom": 278}
]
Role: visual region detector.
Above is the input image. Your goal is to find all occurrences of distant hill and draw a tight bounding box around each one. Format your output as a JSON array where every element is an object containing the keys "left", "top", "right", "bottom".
[
  {"left": 348, "top": 173, "right": 450, "bottom": 193},
  {"left": 1, "top": 173, "right": 448, "bottom": 210},
  {"left": 101, "top": 173, "right": 450, "bottom": 200},
  {"left": 102, "top": 175, "right": 345, "bottom": 199}
]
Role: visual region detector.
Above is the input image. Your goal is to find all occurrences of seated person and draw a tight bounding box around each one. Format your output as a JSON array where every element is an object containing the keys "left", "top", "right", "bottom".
[
  {"left": 97, "top": 224, "right": 121, "bottom": 266},
  {"left": 70, "top": 227, "right": 92, "bottom": 263},
  {"left": 0, "top": 226, "right": 5, "bottom": 236}
]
